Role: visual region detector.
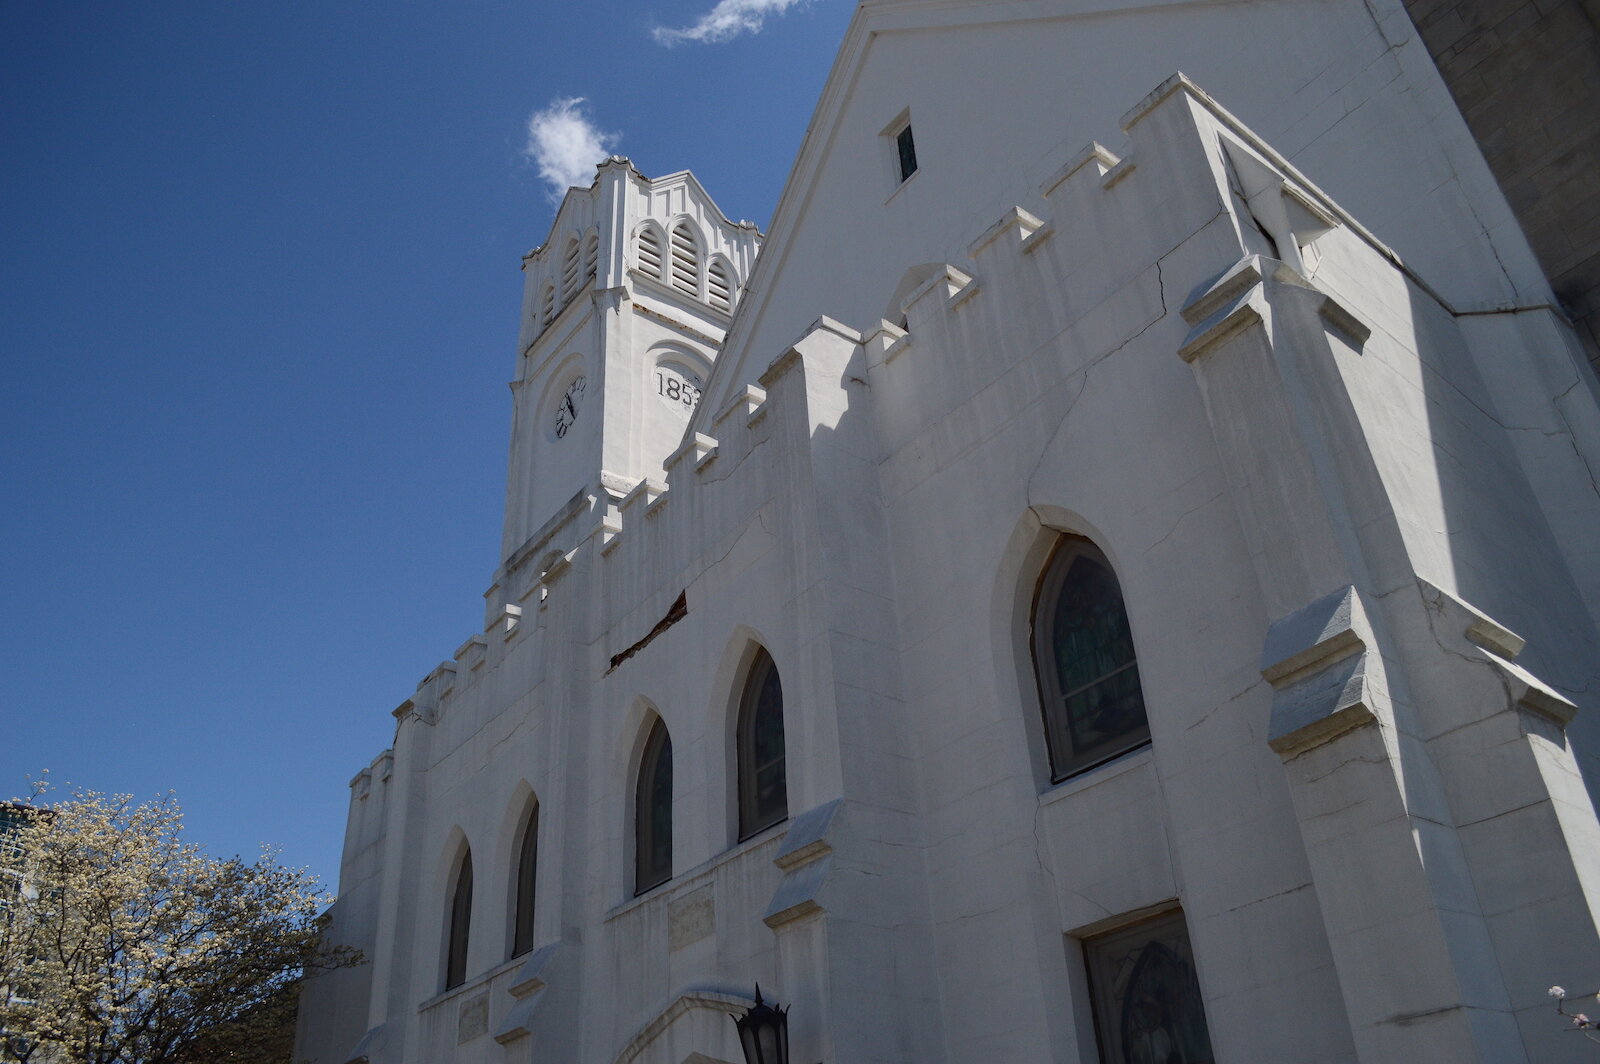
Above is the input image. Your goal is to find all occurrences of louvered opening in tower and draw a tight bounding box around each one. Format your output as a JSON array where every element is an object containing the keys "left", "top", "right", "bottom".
[
  {"left": 561, "top": 238, "right": 581, "bottom": 303},
  {"left": 584, "top": 233, "right": 599, "bottom": 284},
  {"left": 670, "top": 223, "right": 699, "bottom": 296},
  {"left": 708, "top": 260, "right": 732, "bottom": 312},
  {"left": 540, "top": 283, "right": 557, "bottom": 328},
  {"left": 636, "top": 227, "right": 663, "bottom": 280}
]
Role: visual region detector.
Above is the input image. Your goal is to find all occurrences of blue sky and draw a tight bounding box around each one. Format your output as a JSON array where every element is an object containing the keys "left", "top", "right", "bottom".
[{"left": 1, "top": 0, "right": 854, "bottom": 891}]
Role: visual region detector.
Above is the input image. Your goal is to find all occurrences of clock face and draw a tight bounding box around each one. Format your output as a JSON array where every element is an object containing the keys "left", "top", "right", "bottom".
[{"left": 553, "top": 375, "right": 586, "bottom": 439}]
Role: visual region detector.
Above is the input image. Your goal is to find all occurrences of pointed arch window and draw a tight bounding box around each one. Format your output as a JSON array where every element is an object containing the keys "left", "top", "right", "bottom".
[
  {"left": 669, "top": 222, "right": 700, "bottom": 296},
  {"left": 444, "top": 848, "right": 473, "bottom": 990},
  {"left": 1083, "top": 909, "right": 1215, "bottom": 1064},
  {"left": 634, "top": 718, "right": 673, "bottom": 895},
  {"left": 708, "top": 258, "right": 733, "bottom": 313},
  {"left": 636, "top": 226, "right": 663, "bottom": 280},
  {"left": 1032, "top": 537, "right": 1149, "bottom": 780},
  {"left": 510, "top": 803, "right": 538, "bottom": 959},
  {"left": 737, "top": 648, "right": 788, "bottom": 840}
]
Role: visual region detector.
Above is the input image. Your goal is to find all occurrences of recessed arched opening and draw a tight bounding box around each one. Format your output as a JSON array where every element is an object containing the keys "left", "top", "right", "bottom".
[
  {"left": 444, "top": 844, "right": 474, "bottom": 990},
  {"left": 560, "top": 234, "right": 582, "bottom": 304},
  {"left": 509, "top": 794, "right": 539, "bottom": 959},
  {"left": 634, "top": 715, "right": 673, "bottom": 895},
  {"left": 736, "top": 646, "right": 788, "bottom": 841},
  {"left": 1030, "top": 534, "right": 1149, "bottom": 781},
  {"left": 669, "top": 220, "right": 701, "bottom": 297},
  {"left": 635, "top": 223, "right": 665, "bottom": 281}
]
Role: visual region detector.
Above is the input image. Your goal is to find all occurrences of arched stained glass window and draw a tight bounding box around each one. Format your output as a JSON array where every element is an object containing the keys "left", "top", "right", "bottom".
[
  {"left": 1032, "top": 537, "right": 1149, "bottom": 780},
  {"left": 634, "top": 719, "right": 673, "bottom": 895},
  {"left": 737, "top": 648, "right": 788, "bottom": 840},
  {"left": 1084, "top": 909, "right": 1215, "bottom": 1064},
  {"left": 510, "top": 803, "right": 538, "bottom": 959},
  {"left": 444, "top": 848, "right": 473, "bottom": 990}
]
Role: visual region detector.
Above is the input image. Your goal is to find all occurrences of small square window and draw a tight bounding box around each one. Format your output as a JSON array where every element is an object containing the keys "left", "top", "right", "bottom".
[
  {"left": 1083, "top": 910, "right": 1216, "bottom": 1064},
  {"left": 896, "top": 124, "right": 919, "bottom": 182}
]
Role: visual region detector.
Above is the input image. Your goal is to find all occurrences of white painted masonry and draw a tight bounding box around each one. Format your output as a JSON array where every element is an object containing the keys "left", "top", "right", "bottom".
[{"left": 296, "top": 1, "right": 1600, "bottom": 1062}]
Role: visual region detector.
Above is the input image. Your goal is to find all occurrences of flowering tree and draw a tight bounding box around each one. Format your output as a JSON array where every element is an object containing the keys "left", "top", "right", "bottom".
[
  {"left": 0, "top": 789, "right": 358, "bottom": 1064},
  {"left": 1550, "top": 986, "right": 1600, "bottom": 1047}
]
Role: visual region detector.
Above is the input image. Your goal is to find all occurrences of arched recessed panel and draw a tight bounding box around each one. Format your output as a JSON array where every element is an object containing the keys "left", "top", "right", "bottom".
[
  {"left": 736, "top": 647, "right": 787, "bottom": 840},
  {"left": 1031, "top": 536, "right": 1149, "bottom": 779}
]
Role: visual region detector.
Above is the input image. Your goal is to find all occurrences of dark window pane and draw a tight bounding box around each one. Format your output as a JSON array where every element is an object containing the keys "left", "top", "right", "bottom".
[
  {"left": 896, "top": 125, "right": 918, "bottom": 182},
  {"left": 1085, "top": 910, "right": 1215, "bottom": 1064},
  {"left": 445, "top": 850, "right": 473, "bottom": 989},
  {"left": 635, "top": 721, "right": 672, "bottom": 894},
  {"left": 738, "top": 650, "right": 788, "bottom": 839},
  {"left": 511, "top": 806, "right": 538, "bottom": 958},
  {"left": 1033, "top": 539, "right": 1150, "bottom": 778}
]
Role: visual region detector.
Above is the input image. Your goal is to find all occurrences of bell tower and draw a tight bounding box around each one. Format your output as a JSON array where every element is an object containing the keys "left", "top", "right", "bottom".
[{"left": 498, "top": 157, "right": 761, "bottom": 564}]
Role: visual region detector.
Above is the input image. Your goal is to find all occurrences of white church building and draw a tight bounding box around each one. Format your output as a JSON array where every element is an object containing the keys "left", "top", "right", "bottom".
[{"left": 295, "top": 0, "right": 1600, "bottom": 1061}]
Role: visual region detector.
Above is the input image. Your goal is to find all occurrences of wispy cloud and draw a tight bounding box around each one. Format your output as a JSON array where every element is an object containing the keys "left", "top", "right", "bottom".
[
  {"left": 524, "top": 97, "right": 618, "bottom": 203},
  {"left": 652, "top": 0, "right": 809, "bottom": 45}
]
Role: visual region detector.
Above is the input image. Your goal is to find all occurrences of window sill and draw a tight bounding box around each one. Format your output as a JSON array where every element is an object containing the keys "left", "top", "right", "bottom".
[
  {"left": 1039, "top": 742, "right": 1154, "bottom": 808},
  {"left": 415, "top": 954, "right": 524, "bottom": 1013},
  {"left": 884, "top": 168, "right": 921, "bottom": 206},
  {"left": 603, "top": 823, "right": 787, "bottom": 924}
]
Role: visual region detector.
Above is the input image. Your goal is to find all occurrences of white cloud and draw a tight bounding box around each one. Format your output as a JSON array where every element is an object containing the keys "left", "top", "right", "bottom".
[
  {"left": 524, "top": 97, "right": 618, "bottom": 202},
  {"left": 652, "top": 0, "right": 809, "bottom": 45}
]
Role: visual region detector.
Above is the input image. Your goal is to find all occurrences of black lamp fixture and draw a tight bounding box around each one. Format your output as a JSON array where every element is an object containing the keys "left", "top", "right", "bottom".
[{"left": 731, "top": 984, "right": 789, "bottom": 1064}]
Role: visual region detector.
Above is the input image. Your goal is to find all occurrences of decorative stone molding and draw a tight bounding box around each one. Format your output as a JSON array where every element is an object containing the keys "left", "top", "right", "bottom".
[
  {"left": 1416, "top": 578, "right": 1576, "bottom": 727},
  {"left": 494, "top": 602, "right": 522, "bottom": 640},
  {"left": 492, "top": 989, "right": 544, "bottom": 1045},
  {"left": 899, "top": 264, "right": 978, "bottom": 317},
  {"left": 968, "top": 207, "right": 1047, "bottom": 259},
  {"left": 345, "top": 1024, "right": 382, "bottom": 1064},
  {"left": 1041, "top": 142, "right": 1121, "bottom": 196},
  {"left": 1178, "top": 257, "right": 1268, "bottom": 363},
  {"left": 665, "top": 432, "right": 718, "bottom": 475},
  {"left": 773, "top": 798, "right": 841, "bottom": 870},
  {"left": 589, "top": 504, "right": 623, "bottom": 554},
  {"left": 508, "top": 941, "right": 561, "bottom": 997},
  {"left": 494, "top": 942, "right": 563, "bottom": 1044},
  {"left": 454, "top": 633, "right": 488, "bottom": 669},
  {"left": 1178, "top": 254, "right": 1369, "bottom": 361},
  {"left": 610, "top": 988, "right": 755, "bottom": 1064},
  {"left": 863, "top": 319, "right": 911, "bottom": 364},
  {"left": 763, "top": 799, "right": 841, "bottom": 927},
  {"left": 715, "top": 384, "right": 768, "bottom": 428},
  {"left": 1260, "top": 587, "right": 1384, "bottom": 758}
]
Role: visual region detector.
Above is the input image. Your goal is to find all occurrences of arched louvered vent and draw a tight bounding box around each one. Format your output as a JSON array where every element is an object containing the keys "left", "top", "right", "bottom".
[
  {"left": 669, "top": 222, "right": 699, "bottom": 297},
  {"left": 583, "top": 232, "right": 599, "bottom": 285},
  {"left": 560, "top": 237, "right": 581, "bottom": 304},
  {"left": 636, "top": 227, "right": 663, "bottom": 280},
  {"left": 708, "top": 259, "right": 733, "bottom": 313},
  {"left": 540, "top": 283, "right": 557, "bottom": 328}
]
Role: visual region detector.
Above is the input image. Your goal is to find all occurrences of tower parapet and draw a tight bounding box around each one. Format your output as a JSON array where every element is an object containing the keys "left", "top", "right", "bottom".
[{"left": 500, "top": 158, "right": 761, "bottom": 567}]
